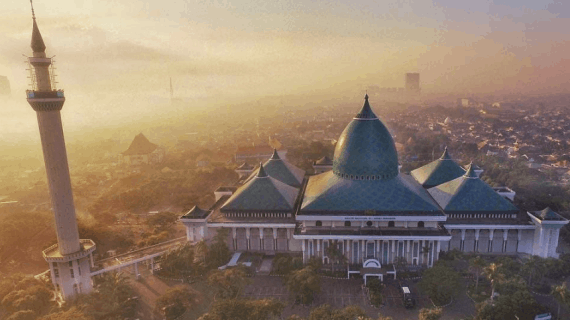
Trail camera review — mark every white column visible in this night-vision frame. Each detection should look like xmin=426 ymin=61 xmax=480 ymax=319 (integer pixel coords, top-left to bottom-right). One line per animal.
xmin=347 ymin=239 xmax=351 ymax=263
xmin=460 ymin=229 xmax=466 ymax=251
xmin=391 ymin=240 xmax=396 ymax=263
xmin=232 ymin=228 xmax=237 ymax=251
xmin=361 ymin=239 xmax=365 ymax=262
xmin=134 ymin=262 xmax=139 ymax=279
xmin=376 ymin=240 xmax=380 ymax=260
xmin=302 ymin=239 xmax=306 ymax=263
xmin=517 ymin=229 xmax=522 ymax=253
xmin=407 ymin=240 xmax=412 ymax=264
xmin=286 ymin=228 xmax=291 ymax=251
xmin=489 ymin=229 xmax=494 ymax=252
xmin=273 ymin=228 xmax=277 ymax=251
xmin=89 ymin=252 xmax=94 ymax=269
xmin=259 ymin=227 xmax=264 ymax=251
xmin=429 ymin=240 xmax=434 ymax=267
xmin=474 ymin=229 xmax=480 ymax=252
xmin=436 ymin=240 xmax=441 ymax=262
xmin=503 ymin=229 xmax=508 ymax=252
xmin=246 ymin=228 xmax=251 ymax=251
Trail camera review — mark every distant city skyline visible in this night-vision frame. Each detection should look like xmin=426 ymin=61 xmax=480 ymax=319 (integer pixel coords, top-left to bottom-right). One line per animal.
xmin=1 ymin=0 xmax=569 ymax=138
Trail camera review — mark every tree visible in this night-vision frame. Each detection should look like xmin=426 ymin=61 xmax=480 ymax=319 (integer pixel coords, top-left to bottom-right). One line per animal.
xmin=483 ymin=263 xmax=504 ymax=298
xmin=208 ymin=266 xmax=249 ymax=299
xmin=1 ymin=285 xmax=52 ymax=316
xmin=285 ymin=266 xmax=321 ymax=305
xmin=324 ymin=241 xmax=346 ymax=273
xmin=146 ymin=212 xmax=178 ymax=233
xmin=551 ymin=283 xmax=570 ymax=319
xmin=208 ymin=229 xmax=231 ymax=268
xmin=475 ymin=288 xmax=542 ymax=320
xmin=521 ymin=255 xmax=545 ymax=287
xmin=199 ymin=298 xmax=284 ymax=320
xmin=419 ymin=307 xmax=443 ymax=320
xmin=6 ymin=310 xmax=37 ymax=320
xmin=73 ymin=272 xmax=136 ymax=320
xmin=418 ymin=263 xmax=461 ymax=306
xmin=307 ymin=304 xmax=367 ymax=320
xmin=195 ymin=240 xmax=209 ymax=266
xmin=160 ymin=243 xmax=195 ymax=277
xmin=38 ymin=307 xmax=93 ymax=320
xmin=155 ymin=285 xmax=196 ymax=320
xmin=469 ymin=256 xmax=487 ymax=292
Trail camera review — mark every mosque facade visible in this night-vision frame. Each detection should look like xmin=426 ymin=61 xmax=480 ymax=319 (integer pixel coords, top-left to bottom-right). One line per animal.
xmin=181 ymin=95 xmax=567 ymax=274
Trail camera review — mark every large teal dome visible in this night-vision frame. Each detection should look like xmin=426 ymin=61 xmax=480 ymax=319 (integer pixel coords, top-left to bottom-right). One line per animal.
xmin=332 ymin=95 xmax=399 ymax=180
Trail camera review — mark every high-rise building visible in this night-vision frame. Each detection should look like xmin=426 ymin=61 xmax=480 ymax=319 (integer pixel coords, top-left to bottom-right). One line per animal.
xmin=0 ymin=75 xmax=10 ymax=95
xmin=25 ymin=4 xmax=96 ymax=300
xmin=405 ymin=73 xmax=420 ymax=93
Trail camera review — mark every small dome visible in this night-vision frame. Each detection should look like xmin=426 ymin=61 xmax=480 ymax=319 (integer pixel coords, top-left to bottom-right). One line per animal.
xmin=332 ymin=95 xmax=399 ymax=179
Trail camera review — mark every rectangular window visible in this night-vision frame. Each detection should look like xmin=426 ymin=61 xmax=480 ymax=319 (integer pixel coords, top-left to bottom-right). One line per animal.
xmin=69 ymin=261 xmax=73 ymax=267
xmin=78 ymin=266 xmax=81 ymax=276
xmin=54 ymin=268 xmax=59 ymax=278
xmin=70 ymin=268 xmax=74 ymax=278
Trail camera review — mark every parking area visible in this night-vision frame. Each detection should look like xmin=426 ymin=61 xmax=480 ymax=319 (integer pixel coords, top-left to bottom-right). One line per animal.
xmin=382 ymin=280 xmax=432 ymax=309
xmin=313 ymin=279 xmax=367 ymax=308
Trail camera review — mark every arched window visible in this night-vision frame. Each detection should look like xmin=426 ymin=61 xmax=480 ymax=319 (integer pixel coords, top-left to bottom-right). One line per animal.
xmin=316 ymin=220 xmax=322 ymax=227
xmin=344 ymin=221 xmax=351 ymax=227
xmin=388 ymin=221 xmax=395 ymax=227
xmin=418 ymin=221 xmax=425 ymax=228
xmin=366 ymin=221 xmax=373 ymax=227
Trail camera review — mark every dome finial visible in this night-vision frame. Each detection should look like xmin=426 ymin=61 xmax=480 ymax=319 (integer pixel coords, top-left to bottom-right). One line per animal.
xmin=464 ymin=161 xmax=478 ymax=178
xmin=364 ymin=92 xmax=369 ymax=101
xmin=257 ymin=162 xmax=268 ymax=178
xmin=270 ymin=148 xmax=280 ymax=160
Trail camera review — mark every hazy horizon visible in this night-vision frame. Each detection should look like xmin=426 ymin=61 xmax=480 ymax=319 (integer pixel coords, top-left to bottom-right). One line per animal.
xmin=2 ymin=0 xmax=570 ymax=140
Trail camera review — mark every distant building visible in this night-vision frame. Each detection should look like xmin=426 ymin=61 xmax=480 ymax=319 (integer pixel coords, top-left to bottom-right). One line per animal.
xmin=120 ymin=133 xmax=164 ymax=165
xmin=235 ymin=137 xmax=287 ymax=163
xmin=405 ymin=73 xmax=420 ymax=93
xmin=0 ymin=75 xmax=10 ymax=95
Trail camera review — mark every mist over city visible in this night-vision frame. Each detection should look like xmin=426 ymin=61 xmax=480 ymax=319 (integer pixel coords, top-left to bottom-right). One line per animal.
xmin=2 ymin=1 xmax=570 ymax=320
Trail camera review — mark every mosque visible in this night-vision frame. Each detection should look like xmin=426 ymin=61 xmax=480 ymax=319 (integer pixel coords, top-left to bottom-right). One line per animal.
xmin=181 ymin=95 xmax=568 ymax=276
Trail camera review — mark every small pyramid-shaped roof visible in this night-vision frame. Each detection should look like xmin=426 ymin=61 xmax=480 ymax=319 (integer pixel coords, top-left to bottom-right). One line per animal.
xmin=535 ymin=207 xmax=563 ymax=221
xmin=31 ymin=18 xmax=46 ymax=53
xmin=122 ymin=133 xmax=158 ymax=155
xmin=248 ymin=149 xmax=305 ymax=187
xmin=410 ymin=148 xmax=466 ymax=188
xmin=181 ymin=205 xmax=210 ymax=219
xmin=221 ymin=163 xmax=299 ymax=212
xmin=427 ymin=163 xmax=519 ymax=213
xmin=314 ymin=156 xmax=333 ymax=166
xmin=236 ymin=162 xmax=254 ymax=170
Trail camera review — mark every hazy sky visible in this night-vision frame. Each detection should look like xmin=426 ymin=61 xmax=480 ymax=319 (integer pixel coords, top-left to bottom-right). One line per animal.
xmin=1 ymin=0 xmax=570 ymax=137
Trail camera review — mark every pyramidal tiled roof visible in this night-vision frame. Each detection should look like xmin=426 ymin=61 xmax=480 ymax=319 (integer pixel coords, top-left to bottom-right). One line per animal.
xmin=300 ymin=171 xmax=441 ymax=214
xmin=534 ymin=207 xmax=563 ymax=221
xmin=247 ymin=149 xmax=305 ymax=187
xmin=314 ymin=156 xmax=333 ymax=166
xmin=221 ymin=163 xmax=300 ymax=212
xmin=427 ymin=163 xmax=519 ymax=213
xmin=181 ymin=205 xmax=210 ymax=219
xmin=411 ymin=148 xmax=466 ymax=188
xmin=122 ymin=133 xmax=158 ymax=155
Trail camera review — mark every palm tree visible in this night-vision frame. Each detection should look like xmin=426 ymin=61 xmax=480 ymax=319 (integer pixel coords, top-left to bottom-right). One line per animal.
xmin=484 ymin=263 xmax=504 ymax=298
xmin=551 ymin=283 xmax=570 ymax=319
xmin=469 ymin=256 xmax=487 ymax=293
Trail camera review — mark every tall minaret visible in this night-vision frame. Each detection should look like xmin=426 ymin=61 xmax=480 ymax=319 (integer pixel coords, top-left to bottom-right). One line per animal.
xmin=26 ymin=1 xmax=96 ymax=300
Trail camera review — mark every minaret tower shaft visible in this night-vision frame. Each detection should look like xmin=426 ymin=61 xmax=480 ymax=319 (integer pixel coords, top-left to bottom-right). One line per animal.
xmin=26 ymin=1 xmax=95 ymax=300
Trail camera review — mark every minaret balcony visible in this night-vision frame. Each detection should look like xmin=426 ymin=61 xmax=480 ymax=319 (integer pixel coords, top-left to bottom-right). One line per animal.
xmin=43 ymin=239 xmax=96 ymax=263
xmin=29 ymin=56 xmax=52 ymax=66
xmin=27 ymin=90 xmax=65 ymax=111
